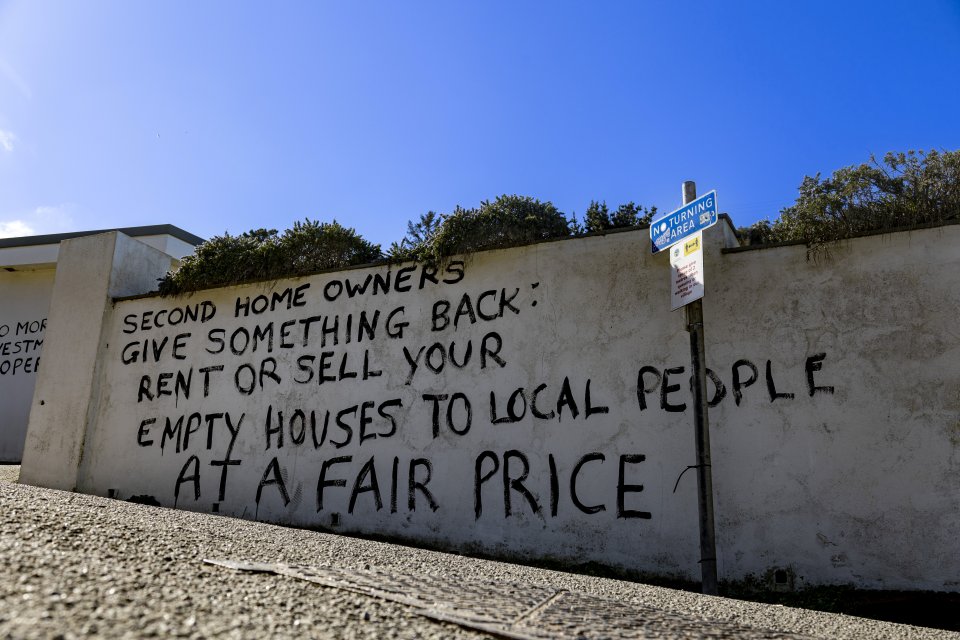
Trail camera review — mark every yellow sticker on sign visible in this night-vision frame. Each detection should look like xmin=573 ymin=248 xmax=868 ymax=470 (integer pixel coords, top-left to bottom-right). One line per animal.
xmin=683 ymin=235 xmax=701 ymax=256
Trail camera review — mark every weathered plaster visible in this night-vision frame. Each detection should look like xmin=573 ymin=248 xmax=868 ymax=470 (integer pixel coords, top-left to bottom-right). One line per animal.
xmin=0 ymin=269 xmax=54 ymax=461
xmin=1 ymin=227 xmax=199 ymax=462
xmin=19 ymin=232 xmax=175 ymax=488
xmin=21 ymin=222 xmax=960 ymax=590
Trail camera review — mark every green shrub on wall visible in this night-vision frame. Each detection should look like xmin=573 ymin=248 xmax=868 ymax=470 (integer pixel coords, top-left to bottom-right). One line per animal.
xmin=738 ymin=149 xmax=960 ymax=251
xmin=387 ymin=195 xmax=657 ymax=263
xmin=579 ymin=200 xmax=657 ymax=233
xmin=158 ymin=220 xmax=381 ymax=295
xmin=389 ymin=195 xmax=575 ymax=264
xmin=159 ymin=194 xmax=655 ymax=294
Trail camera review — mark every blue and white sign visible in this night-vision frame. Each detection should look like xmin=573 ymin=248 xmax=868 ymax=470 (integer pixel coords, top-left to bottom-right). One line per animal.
xmin=650 ymin=190 xmax=718 ymax=254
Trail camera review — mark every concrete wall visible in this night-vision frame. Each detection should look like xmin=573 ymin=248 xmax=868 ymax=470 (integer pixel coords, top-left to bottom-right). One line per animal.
xmin=19 ymin=232 xmax=176 ymax=487
xmin=20 ymin=223 xmax=960 ymax=591
xmin=0 ymin=226 xmax=199 ymax=462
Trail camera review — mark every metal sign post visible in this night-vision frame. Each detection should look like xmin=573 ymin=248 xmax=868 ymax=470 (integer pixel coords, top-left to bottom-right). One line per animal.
xmin=681 ymin=180 xmax=719 ymax=595
xmin=650 ymin=182 xmax=720 ymax=594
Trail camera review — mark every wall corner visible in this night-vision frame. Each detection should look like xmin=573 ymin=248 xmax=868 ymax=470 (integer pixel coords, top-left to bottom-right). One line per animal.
xmin=19 ymin=232 xmax=174 ymax=490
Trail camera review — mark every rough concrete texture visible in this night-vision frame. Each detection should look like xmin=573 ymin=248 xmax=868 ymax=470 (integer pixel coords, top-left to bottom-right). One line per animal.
xmin=22 ymin=223 xmax=960 ymax=590
xmin=20 ymin=232 xmax=174 ymax=490
xmin=1 ymin=467 xmax=955 ymax=640
xmin=0 ymin=229 xmax=196 ymax=464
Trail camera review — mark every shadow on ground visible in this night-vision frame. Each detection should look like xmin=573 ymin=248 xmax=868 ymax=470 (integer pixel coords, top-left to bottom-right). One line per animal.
xmin=3 ymin=463 xmax=956 ymax=633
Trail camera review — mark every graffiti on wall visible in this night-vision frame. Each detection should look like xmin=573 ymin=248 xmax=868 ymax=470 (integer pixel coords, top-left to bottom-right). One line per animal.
xmin=0 ymin=318 xmax=46 ymax=377
xmin=110 ymin=260 xmax=835 ymax=528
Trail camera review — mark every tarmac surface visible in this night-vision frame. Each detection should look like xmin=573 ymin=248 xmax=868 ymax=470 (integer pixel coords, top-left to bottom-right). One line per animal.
xmin=1 ymin=464 xmax=956 ymax=639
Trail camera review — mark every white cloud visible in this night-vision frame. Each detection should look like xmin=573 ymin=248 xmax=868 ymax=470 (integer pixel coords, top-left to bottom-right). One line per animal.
xmin=0 ymin=129 xmax=14 ymax=152
xmin=0 ymin=204 xmax=75 ymax=238
xmin=0 ymin=220 xmax=33 ymax=238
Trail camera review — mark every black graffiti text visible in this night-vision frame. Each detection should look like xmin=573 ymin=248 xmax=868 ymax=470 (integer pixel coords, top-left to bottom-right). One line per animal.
xmin=637 ymin=353 xmax=836 ymax=411
xmin=263 ymin=399 xmax=402 ymax=450
xmin=473 ymin=450 xmax=650 ymax=520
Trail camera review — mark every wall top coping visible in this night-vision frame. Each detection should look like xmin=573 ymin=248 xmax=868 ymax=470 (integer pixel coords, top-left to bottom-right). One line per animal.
xmin=721 ymin=216 xmax=959 ymax=254
xmin=0 ymin=224 xmax=204 ymax=250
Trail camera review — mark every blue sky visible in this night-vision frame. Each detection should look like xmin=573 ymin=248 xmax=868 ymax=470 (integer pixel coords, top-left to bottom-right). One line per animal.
xmin=1 ymin=1 xmax=958 ymax=247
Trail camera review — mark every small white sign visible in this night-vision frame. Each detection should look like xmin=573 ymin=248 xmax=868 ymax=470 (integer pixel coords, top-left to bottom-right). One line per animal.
xmin=669 ymin=231 xmax=704 ymax=311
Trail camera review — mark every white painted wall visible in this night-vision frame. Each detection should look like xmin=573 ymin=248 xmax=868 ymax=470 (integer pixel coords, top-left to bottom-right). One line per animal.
xmin=133 ymin=234 xmax=196 ymax=262
xmin=0 ymin=269 xmax=54 ymax=461
xmin=0 ymin=245 xmax=59 ymax=269
xmin=19 ymin=232 xmax=177 ymax=487
xmin=1 ymin=229 xmax=198 ymax=463
xmin=22 ymin=223 xmax=960 ymax=591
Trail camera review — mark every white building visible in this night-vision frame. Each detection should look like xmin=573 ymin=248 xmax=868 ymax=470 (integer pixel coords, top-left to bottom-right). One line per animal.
xmin=0 ymin=225 xmax=202 ymax=462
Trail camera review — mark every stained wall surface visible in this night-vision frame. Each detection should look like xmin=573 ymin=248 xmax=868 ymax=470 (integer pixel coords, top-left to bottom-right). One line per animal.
xmin=24 ymin=223 xmax=960 ymax=590
xmin=1 ymin=227 xmax=200 ymax=462
xmin=0 ymin=269 xmax=54 ymax=461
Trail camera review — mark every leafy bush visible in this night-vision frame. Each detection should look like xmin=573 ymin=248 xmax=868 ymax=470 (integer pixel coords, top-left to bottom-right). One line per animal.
xmin=740 ymin=149 xmax=960 ymax=251
xmin=578 ymin=200 xmax=657 ymax=233
xmin=278 ymin=219 xmax=381 ymax=274
xmin=158 ymin=219 xmax=381 ymax=295
xmin=386 ymin=211 xmax=442 ymax=261
xmin=735 ymin=220 xmax=779 ymax=247
xmin=389 ymin=195 xmax=573 ymax=263
xmin=390 ymin=195 xmax=658 ymax=263
xmin=159 ymin=193 xmax=658 ymax=293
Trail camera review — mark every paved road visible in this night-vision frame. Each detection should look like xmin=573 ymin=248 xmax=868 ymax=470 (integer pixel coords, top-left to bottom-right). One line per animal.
xmin=1 ymin=465 xmax=955 ymax=639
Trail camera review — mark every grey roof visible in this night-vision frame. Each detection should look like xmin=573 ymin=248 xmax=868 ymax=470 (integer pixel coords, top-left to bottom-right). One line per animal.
xmin=0 ymin=224 xmax=204 ymax=249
